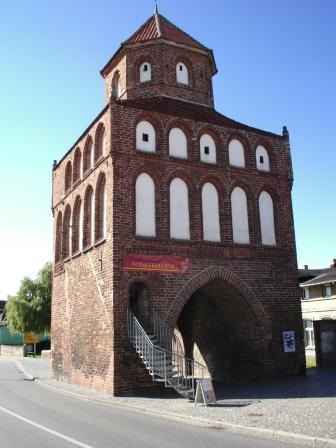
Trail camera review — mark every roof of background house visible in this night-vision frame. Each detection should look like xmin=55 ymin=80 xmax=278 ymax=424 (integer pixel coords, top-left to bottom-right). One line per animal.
xmin=300 ymin=268 xmax=336 ymax=287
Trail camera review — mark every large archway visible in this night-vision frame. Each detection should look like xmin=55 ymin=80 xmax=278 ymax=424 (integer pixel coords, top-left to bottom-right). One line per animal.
xmin=170 ymin=268 xmax=270 ymax=383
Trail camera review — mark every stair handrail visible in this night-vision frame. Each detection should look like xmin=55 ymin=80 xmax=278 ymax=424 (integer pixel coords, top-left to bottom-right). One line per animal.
xmin=128 ymin=308 xmax=206 ymax=397
xmin=152 ymin=307 xmax=206 ymax=377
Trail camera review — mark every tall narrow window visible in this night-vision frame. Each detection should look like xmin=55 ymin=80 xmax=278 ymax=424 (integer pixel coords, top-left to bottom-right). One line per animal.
xmin=231 ymin=187 xmax=250 ymax=244
xmin=135 ymin=121 xmax=156 ymax=153
xmin=259 ymin=191 xmax=276 ymax=245
xmin=200 ymin=134 xmax=216 ymax=164
xmin=111 ymin=71 xmax=121 ymax=98
xmin=72 ymin=196 xmax=82 ymax=255
xmin=140 ymin=62 xmax=152 ymax=82
xmin=62 ymin=205 xmax=71 ymax=259
xmin=170 ymin=178 xmax=190 ymax=239
xmin=169 ymin=128 xmax=187 ymax=159
xmin=73 ymin=148 xmax=82 ymax=183
xmin=176 ymin=62 xmax=189 ymax=85
xmin=95 ymin=174 xmax=107 ymax=241
xmin=94 ymin=124 xmax=105 ymax=163
xmin=64 ymin=161 xmax=72 ymax=193
xmin=55 ymin=211 xmax=63 ymax=263
xmin=83 ymin=186 xmax=94 ymax=249
xmin=202 ymin=183 xmax=220 ymax=242
xmin=256 ymin=145 xmax=270 ymax=171
xmin=229 ymin=139 xmax=245 ymax=168
xmin=83 ymin=136 xmax=93 ymax=174
xmin=135 ymin=173 xmax=156 ymax=237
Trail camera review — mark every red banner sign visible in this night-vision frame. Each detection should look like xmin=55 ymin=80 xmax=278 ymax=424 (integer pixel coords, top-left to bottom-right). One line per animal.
xmin=123 ymin=254 xmax=190 ymax=273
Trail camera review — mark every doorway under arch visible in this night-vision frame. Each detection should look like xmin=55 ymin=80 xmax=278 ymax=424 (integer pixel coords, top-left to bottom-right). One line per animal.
xmin=129 ymin=281 xmax=150 ymax=329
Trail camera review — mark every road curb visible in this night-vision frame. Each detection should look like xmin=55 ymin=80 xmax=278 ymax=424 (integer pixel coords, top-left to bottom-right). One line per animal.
xmin=33 ymin=377 xmax=336 ymax=448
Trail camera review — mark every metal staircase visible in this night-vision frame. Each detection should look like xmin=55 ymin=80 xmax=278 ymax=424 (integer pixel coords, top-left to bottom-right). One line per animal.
xmin=127 ymin=308 xmax=205 ymax=399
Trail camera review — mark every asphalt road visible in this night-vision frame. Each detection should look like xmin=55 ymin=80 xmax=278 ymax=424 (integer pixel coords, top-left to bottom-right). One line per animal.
xmin=0 ymin=359 xmax=298 ymax=448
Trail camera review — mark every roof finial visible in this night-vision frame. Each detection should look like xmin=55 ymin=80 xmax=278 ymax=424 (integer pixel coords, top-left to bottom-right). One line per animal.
xmin=154 ymin=0 xmax=158 ymax=15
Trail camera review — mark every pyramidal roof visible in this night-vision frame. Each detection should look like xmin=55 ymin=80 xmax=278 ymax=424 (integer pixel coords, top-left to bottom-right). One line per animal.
xmin=123 ymin=13 xmax=208 ymax=51
xmin=101 ymin=12 xmax=216 ymax=77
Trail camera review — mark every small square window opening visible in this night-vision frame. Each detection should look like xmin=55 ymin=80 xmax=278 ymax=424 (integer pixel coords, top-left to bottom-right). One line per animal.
xmin=260 ymin=155 xmax=264 ymax=164
xmin=204 ymin=146 xmax=210 ymax=155
xmin=142 ymin=133 xmax=149 ymax=142
xmin=143 ymin=64 xmax=148 ymax=72
xmin=179 ymin=65 xmax=183 ymax=71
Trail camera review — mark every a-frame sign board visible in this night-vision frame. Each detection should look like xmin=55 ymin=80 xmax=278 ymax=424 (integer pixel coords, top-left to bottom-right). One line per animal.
xmin=194 ymin=379 xmax=216 ymax=406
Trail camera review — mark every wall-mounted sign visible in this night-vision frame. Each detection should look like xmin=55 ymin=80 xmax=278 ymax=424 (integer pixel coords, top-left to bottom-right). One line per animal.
xmin=283 ymin=330 xmax=295 ymax=352
xmin=123 ymin=254 xmax=190 ymax=273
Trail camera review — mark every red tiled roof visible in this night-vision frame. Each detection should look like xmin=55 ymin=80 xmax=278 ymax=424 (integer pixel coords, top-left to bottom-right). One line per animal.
xmin=116 ymin=96 xmax=282 ymax=138
xmin=124 ymin=13 xmax=208 ymax=51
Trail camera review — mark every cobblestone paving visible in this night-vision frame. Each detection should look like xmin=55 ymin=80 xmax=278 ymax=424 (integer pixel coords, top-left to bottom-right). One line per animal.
xmin=14 ymin=358 xmax=336 ymax=444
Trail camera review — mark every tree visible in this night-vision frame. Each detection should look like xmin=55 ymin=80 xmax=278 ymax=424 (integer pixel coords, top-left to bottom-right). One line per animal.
xmin=5 ymin=263 xmax=52 ymax=335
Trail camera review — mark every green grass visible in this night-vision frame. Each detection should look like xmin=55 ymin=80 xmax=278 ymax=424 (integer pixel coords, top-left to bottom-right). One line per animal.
xmin=306 ymin=358 xmax=317 ymax=369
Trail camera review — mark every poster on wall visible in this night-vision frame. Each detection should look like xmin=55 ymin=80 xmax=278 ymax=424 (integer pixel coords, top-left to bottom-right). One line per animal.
xmin=283 ymin=330 xmax=296 ymax=352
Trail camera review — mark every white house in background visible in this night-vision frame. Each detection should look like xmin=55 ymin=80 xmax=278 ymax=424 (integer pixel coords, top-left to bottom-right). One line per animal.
xmin=300 ymin=261 xmax=336 ymax=367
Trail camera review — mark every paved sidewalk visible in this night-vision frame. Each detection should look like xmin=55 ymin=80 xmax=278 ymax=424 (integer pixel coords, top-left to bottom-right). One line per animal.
xmin=11 ymin=357 xmax=336 ymax=447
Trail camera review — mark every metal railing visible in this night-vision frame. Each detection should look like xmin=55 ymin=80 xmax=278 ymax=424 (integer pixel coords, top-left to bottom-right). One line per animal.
xmin=128 ymin=308 xmax=205 ymax=398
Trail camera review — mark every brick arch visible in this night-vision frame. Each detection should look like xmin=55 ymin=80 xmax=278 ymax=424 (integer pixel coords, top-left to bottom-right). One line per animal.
xmin=256 ymin=187 xmax=279 ymax=247
xmin=253 ymin=138 xmax=276 ymax=174
xmin=166 ymin=118 xmax=193 ymax=159
xmin=72 ymin=147 xmax=81 ymax=183
xmin=64 ymin=160 xmax=72 ymax=193
xmin=226 ymin=133 xmax=252 ymax=170
xmin=255 ymin=183 xmax=280 ymax=203
xmin=133 ymin=111 xmax=164 ymax=154
xmin=94 ymin=123 xmax=105 ymax=163
xmin=198 ymin=174 xmax=226 ymax=196
xmin=83 ymin=135 xmax=93 ymax=174
xmin=166 ymin=266 xmax=270 ymax=327
xmin=134 ymin=55 xmax=155 ymax=83
xmin=174 ymin=55 xmax=194 ymax=87
xmin=196 ymin=126 xmax=221 ymax=165
xmin=94 ymin=172 xmax=106 ymax=242
xmin=228 ymin=181 xmax=255 ymax=245
xmin=166 ymin=167 xmax=197 ymax=190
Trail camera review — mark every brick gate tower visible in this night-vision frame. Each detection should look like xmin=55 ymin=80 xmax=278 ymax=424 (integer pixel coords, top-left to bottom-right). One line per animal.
xmin=51 ymin=10 xmax=305 ymax=395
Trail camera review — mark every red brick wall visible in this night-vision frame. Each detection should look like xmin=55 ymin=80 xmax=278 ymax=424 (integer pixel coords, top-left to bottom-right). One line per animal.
xmin=52 ymin=35 xmax=305 ymax=396
xmin=102 ymin=42 xmax=214 ymax=107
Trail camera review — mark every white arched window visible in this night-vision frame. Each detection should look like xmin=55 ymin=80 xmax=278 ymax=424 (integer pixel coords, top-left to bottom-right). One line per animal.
xmin=259 ymin=191 xmax=276 ymax=245
xmin=256 ymin=145 xmax=270 ymax=171
xmin=136 ymin=121 xmax=156 ymax=153
xmin=202 ymin=183 xmax=220 ymax=242
xmin=200 ymin=134 xmax=216 ymax=164
xmin=231 ymin=187 xmax=250 ymax=244
xmin=229 ymin=139 xmax=245 ymax=168
xmin=170 ymin=178 xmax=190 ymax=240
xmin=176 ymin=62 xmax=189 ymax=85
xmin=169 ymin=128 xmax=187 ymax=159
xmin=140 ymin=62 xmax=151 ymax=83
xmin=95 ymin=174 xmax=107 ymax=242
xmin=72 ymin=196 xmax=82 ymax=255
xmin=136 ymin=173 xmax=156 ymax=237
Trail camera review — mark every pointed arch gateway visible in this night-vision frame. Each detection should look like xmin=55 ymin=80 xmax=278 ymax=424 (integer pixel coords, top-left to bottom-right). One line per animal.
xmin=166 ymin=266 xmax=271 ymax=382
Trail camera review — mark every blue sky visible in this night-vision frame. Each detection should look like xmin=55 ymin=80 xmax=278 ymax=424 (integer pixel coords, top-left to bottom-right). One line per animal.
xmin=0 ymin=0 xmax=335 ymax=299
